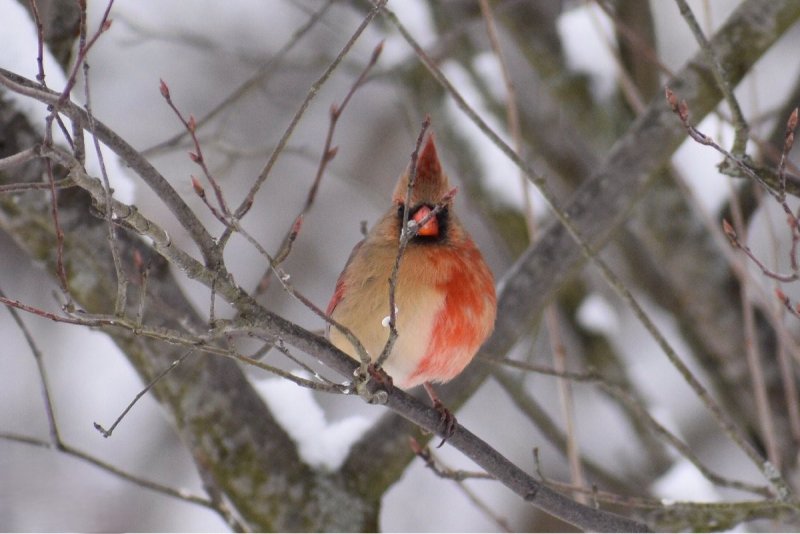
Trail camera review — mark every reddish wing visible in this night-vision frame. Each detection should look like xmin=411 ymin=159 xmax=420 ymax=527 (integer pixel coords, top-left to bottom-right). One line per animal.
xmin=326 ymin=239 xmax=365 ymax=318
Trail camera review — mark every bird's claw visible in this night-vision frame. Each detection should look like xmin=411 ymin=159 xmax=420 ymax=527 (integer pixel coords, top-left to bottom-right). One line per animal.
xmin=432 ymin=399 xmax=457 ymax=448
xmin=367 ymin=363 xmax=394 ymax=389
xmin=422 ymin=381 xmax=457 ymax=447
xmin=354 ymin=363 xmax=393 ymax=404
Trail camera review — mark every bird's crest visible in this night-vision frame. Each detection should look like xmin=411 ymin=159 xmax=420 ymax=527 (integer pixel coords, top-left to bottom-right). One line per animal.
xmin=393 ymin=134 xmax=452 ymax=206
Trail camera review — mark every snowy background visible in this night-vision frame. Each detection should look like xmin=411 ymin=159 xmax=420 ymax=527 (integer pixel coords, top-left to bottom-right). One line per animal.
xmin=1 ymin=0 xmax=799 ymax=531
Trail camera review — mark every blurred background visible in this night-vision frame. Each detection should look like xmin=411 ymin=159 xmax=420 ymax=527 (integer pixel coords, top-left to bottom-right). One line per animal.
xmin=2 ymin=0 xmax=800 ymax=531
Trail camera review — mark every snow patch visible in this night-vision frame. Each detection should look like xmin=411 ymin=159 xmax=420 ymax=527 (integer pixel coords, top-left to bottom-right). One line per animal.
xmin=0 ymin=0 xmax=135 ymax=204
xmin=255 ymin=375 xmax=371 ymax=470
xmin=557 ymin=3 xmax=618 ymax=100
xmin=576 ymin=292 xmax=619 ymax=335
xmin=652 ymin=458 xmax=721 ymax=503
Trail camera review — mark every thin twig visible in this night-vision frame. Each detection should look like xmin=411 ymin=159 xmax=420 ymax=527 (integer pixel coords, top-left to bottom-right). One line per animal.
xmin=489 ymin=356 xmax=773 ymax=497
xmin=94 ymin=349 xmax=197 ymax=438
xmin=0 ymin=178 xmax=75 ymax=194
xmin=0 ymin=68 xmax=223 ymax=267
xmin=672 ymin=0 xmax=749 ymax=157
xmin=490 ymin=365 xmax=634 ymax=493
xmin=726 ymin=181 xmax=781 ymax=470
xmin=0 ymin=288 xmax=341 ymax=393
xmin=55 ymin=0 xmax=114 ymax=110
xmin=224 ymin=0 xmax=388 ymax=235
xmin=160 ymin=80 xmax=231 ymax=219
xmin=0 ymin=286 xmax=62 ymax=447
xmin=410 ymin=438 xmax=513 ymax=532
xmin=28 ymin=0 xmax=46 ymax=85
xmin=375 ymin=117 xmax=431 ymax=371
xmin=0 ymin=432 xmax=236 ymax=519
xmin=479 ymin=0 xmax=588 ymax=501
xmin=0 ymin=146 xmax=40 ymax=171
xmin=80 ymin=25 xmax=128 ymax=317
xmin=255 ymin=40 xmax=384 ymax=294
xmin=594 ymin=0 xmax=676 ymax=80
xmin=721 ymin=220 xmax=799 ymax=282
xmin=544 ymin=311 xmax=587 ymax=503
xmin=141 ymin=0 xmax=336 ymax=157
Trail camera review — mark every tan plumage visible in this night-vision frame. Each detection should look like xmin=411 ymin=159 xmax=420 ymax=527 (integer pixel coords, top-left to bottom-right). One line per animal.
xmin=327 ymin=134 xmax=496 ymax=389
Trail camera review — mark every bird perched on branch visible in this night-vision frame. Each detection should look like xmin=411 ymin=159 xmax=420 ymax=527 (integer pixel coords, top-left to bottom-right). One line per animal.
xmin=327 ymin=132 xmax=496 ymax=422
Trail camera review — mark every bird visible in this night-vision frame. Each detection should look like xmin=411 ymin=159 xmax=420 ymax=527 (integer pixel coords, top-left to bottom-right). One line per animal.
xmin=326 ymin=132 xmax=497 ymax=428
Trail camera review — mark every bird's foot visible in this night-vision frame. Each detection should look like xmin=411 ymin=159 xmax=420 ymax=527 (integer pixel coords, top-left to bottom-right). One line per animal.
xmin=354 ymin=363 xmax=393 ymax=404
xmin=367 ymin=363 xmax=394 ymax=389
xmin=432 ymin=399 xmax=457 ymax=448
xmin=424 ymin=382 xmax=457 ymax=447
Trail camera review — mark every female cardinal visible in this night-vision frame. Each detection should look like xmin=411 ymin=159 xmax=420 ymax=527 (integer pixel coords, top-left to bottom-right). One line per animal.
xmin=327 ymin=134 xmax=496 ymax=394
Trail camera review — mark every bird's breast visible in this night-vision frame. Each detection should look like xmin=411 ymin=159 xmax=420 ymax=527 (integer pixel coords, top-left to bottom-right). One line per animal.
xmin=329 ymin=240 xmax=495 ymax=389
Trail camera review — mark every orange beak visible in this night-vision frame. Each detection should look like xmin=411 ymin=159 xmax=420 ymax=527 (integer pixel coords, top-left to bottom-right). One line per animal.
xmin=412 ymin=205 xmax=439 ymax=237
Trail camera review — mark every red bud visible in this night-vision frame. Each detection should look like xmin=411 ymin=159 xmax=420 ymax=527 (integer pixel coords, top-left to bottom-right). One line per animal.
xmin=370 ymin=41 xmax=384 ymax=64
xmin=291 ymin=214 xmax=304 ymax=235
xmin=665 ymin=87 xmax=678 ymax=111
xmin=190 ymin=175 xmax=205 ymax=197
xmin=776 ymin=287 xmax=787 ymax=302
xmin=721 ymin=219 xmax=736 ymax=238
xmin=678 ymin=100 xmax=689 ymax=122
xmin=159 ymin=79 xmax=170 ymax=99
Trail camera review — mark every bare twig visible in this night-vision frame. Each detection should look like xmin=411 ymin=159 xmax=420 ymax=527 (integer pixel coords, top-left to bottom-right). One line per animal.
xmin=56 ymin=0 xmax=114 ymax=109
xmin=80 ymin=26 xmax=128 ymax=316
xmin=160 ymin=80 xmax=231 ymax=219
xmin=594 ymin=0 xmax=676 ymax=80
xmin=0 ymin=432 xmax=219 ymax=509
xmin=410 ymin=437 xmax=512 ymax=532
xmin=28 ymin=0 xmax=46 ymax=85
xmin=0 ymin=285 xmax=62 ymax=447
xmin=672 ymin=0 xmax=749 ymax=157
xmin=725 ymin=186 xmax=781 ymax=469
xmin=0 ymin=68 xmax=223 ymax=267
xmin=0 ymin=147 xmax=40 ymax=172
xmin=0 ymin=177 xmax=74 ymax=194
xmin=778 ymin=108 xmax=799 ymax=201
xmin=94 ymin=349 xmax=197 ymax=438
xmin=226 ymin=0 xmax=388 ymax=231
xmin=255 ymin=40 xmax=384 ymax=294
xmin=374 ymin=116 xmax=431 ymax=371
xmin=141 ymin=0 xmax=336 ymax=157
xmin=544 ymin=311 xmax=586 ymax=503
xmin=490 ymin=356 xmax=773 ymax=497
xmin=721 ymin=219 xmax=799 ymax=282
